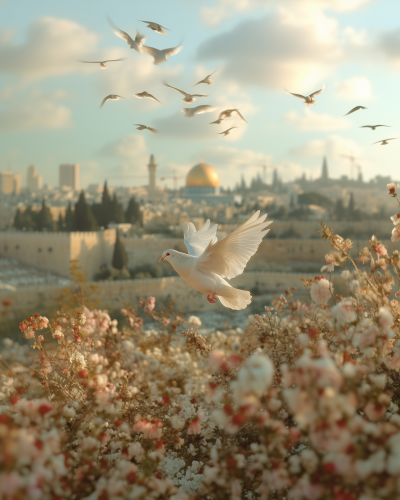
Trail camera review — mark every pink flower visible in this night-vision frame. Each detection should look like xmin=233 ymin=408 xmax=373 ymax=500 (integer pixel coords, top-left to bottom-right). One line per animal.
xmin=373 ymin=244 xmax=387 ymax=256
xmin=390 ymin=213 xmax=400 ymax=226
xmin=378 ymin=308 xmax=393 ymax=331
xmin=359 ymin=326 xmax=379 ymax=349
xmin=24 ymin=327 xmax=35 ymax=339
xmin=187 ymin=412 xmax=206 ymax=435
xmin=209 ymin=350 xmax=225 ymax=372
xmin=133 ymin=419 xmax=162 ymax=439
xmin=38 ymin=335 xmax=45 ymax=342
xmin=310 ymin=279 xmax=333 ymax=305
xmin=331 ymin=300 xmax=357 ymax=326
xmin=144 ymin=297 xmax=155 ymax=313
xmin=388 ymin=182 xmax=396 ymax=194
xmin=364 ymin=402 xmax=386 ymax=421
xmin=38 ymin=316 xmax=49 ymax=329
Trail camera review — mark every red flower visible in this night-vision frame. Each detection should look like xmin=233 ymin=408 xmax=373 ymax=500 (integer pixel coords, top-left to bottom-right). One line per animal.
xmin=38 ymin=404 xmax=53 ymax=416
xmin=114 ymin=420 xmax=124 ymax=427
xmin=19 ymin=322 xmax=27 ymax=332
xmin=9 ymin=396 xmax=20 ymax=405
xmin=78 ymin=370 xmax=87 ymax=379
xmin=161 ymin=395 xmax=170 ymax=406
xmin=323 ymin=462 xmax=335 ymax=473
xmin=126 ymin=472 xmax=136 ymax=484
xmin=34 ymin=313 xmax=40 ymax=318
xmin=2 ymin=300 xmax=11 ymax=307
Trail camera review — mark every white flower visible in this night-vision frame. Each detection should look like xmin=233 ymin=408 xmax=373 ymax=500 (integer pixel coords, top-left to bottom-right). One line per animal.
xmin=331 ymin=299 xmax=357 ymax=326
xmin=390 ymin=214 xmax=400 ymax=226
xmin=187 ymin=316 xmax=202 ymax=327
xmin=388 ymin=182 xmax=396 ymax=193
xmin=392 ymin=227 xmax=400 ymax=242
xmin=341 ymin=270 xmax=351 ymax=280
xmin=232 ymin=354 xmax=273 ymax=403
xmin=378 ymin=308 xmax=393 ymax=331
xmin=170 ymin=415 xmax=185 ymax=430
xmin=310 ymin=279 xmax=333 ymax=305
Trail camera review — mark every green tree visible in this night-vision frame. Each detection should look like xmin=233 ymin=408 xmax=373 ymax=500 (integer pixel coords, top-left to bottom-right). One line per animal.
xmin=100 ymin=181 xmax=111 ymax=228
xmin=36 ymin=199 xmax=54 ymax=232
xmin=14 ymin=206 xmax=37 ymax=231
xmin=112 ymin=231 xmax=128 ymax=270
xmin=73 ymin=191 xmax=97 ymax=231
xmin=125 ymin=196 xmax=143 ymax=226
xmin=333 ymin=198 xmax=347 ymax=221
xmin=348 ymin=192 xmax=355 ymax=215
xmin=65 ymin=202 xmax=74 ymax=231
xmin=13 ymin=208 xmax=23 ymax=229
xmin=57 ymin=212 xmax=64 ymax=231
xmin=110 ymin=193 xmax=125 ymax=223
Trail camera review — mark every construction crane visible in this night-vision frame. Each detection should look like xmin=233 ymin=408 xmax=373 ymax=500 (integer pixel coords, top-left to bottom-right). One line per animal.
xmin=341 ymin=153 xmax=358 ymax=180
xmin=159 ymin=171 xmax=185 ymax=191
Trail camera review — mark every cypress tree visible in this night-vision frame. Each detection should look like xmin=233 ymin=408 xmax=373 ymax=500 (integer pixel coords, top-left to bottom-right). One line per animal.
xmin=348 ymin=192 xmax=355 ymax=215
xmin=36 ymin=199 xmax=54 ymax=232
xmin=100 ymin=181 xmax=111 ymax=228
xmin=112 ymin=231 xmax=128 ymax=270
xmin=65 ymin=202 xmax=74 ymax=231
xmin=125 ymin=196 xmax=143 ymax=226
xmin=73 ymin=191 xmax=97 ymax=231
xmin=13 ymin=208 xmax=23 ymax=229
xmin=57 ymin=212 xmax=64 ymax=231
xmin=110 ymin=193 xmax=125 ymax=223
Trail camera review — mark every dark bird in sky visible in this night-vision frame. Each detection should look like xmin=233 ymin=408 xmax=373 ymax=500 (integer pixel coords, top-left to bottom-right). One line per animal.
xmin=210 ymin=109 xmax=247 ymax=124
xmin=219 ymin=127 xmax=238 ymax=137
xmin=194 ymin=70 xmax=218 ymax=86
xmin=100 ymin=94 xmax=126 ymax=108
xmin=285 ymin=84 xmax=326 ymax=106
xmin=372 ymin=138 xmax=397 ymax=145
xmin=133 ymin=124 xmax=159 ymax=134
xmin=360 ymin=125 xmax=391 ymax=130
xmin=139 ymin=20 xmax=170 ymax=35
xmin=344 ymin=106 xmax=367 ymax=116
xmin=79 ymin=58 xmax=125 ymax=69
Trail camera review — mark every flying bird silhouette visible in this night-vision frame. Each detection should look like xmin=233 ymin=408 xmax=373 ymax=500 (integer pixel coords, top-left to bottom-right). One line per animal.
xmin=133 ymin=124 xmax=159 ymax=134
xmin=219 ymin=127 xmax=238 ymax=137
xmin=182 ymin=105 xmax=217 ymax=118
xmin=108 ymin=17 xmax=146 ymax=52
xmin=100 ymin=94 xmax=126 ymax=108
xmin=194 ymin=70 xmax=218 ymax=86
xmin=139 ymin=20 xmax=170 ymax=35
xmin=285 ymin=84 xmax=326 ymax=106
xmin=133 ymin=91 xmax=163 ymax=104
xmin=372 ymin=138 xmax=397 ymax=146
xmin=159 ymin=212 xmax=272 ymax=310
xmin=141 ymin=42 xmax=182 ymax=65
xmin=210 ymin=109 xmax=247 ymax=124
xmin=360 ymin=125 xmax=391 ymax=130
xmin=163 ymin=82 xmax=207 ymax=103
xmin=344 ymin=106 xmax=367 ymax=116
xmin=79 ymin=58 xmax=125 ymax=69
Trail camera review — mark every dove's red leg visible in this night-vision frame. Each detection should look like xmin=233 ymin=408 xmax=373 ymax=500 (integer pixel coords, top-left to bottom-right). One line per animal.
xmin=207 ymin=293 xmax=218 ymax=304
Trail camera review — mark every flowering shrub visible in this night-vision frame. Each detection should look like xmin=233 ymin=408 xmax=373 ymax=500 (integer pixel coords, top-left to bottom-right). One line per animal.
xmin=3 ymin=202 xmax=400 ymax=498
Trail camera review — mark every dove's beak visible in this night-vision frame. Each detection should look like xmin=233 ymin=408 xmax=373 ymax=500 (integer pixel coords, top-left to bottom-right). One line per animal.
xmin=159 ymin=257 xmax=164 ymax=262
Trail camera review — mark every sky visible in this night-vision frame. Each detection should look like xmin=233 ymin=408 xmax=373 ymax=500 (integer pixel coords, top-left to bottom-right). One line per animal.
xmin=0 ymin=0 xmax=399 ymax=190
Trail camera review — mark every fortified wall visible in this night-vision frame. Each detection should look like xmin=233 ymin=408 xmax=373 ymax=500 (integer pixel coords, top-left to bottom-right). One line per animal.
xmin=0 ymin=230 xmax=116 ymax=279
xmin=0 ymin=271 xmax=314 ymax=320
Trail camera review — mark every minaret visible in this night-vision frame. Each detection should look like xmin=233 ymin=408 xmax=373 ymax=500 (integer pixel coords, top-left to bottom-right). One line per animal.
xmin=321 ymin=156 xmax=328 ymax=181
xmin=148 ymin=155 xmax=157 ymax=202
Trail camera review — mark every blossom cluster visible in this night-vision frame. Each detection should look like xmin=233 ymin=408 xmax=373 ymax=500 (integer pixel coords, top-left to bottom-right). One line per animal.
xmin=2 ymin=219 xmax=400 ymax=499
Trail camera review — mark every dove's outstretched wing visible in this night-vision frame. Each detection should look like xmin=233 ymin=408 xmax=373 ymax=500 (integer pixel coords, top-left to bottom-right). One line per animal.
xmin=309 ymin=84 xmax=326 ymax=98
xmin=184 ymin=219 xmax=218 ymax=257
xmin=196 ymin=211 xmax=272 ymax=279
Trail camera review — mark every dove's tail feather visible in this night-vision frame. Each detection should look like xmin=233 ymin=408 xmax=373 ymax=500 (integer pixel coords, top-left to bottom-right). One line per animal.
xmin=217 ymin=284 xmax=251 ymax=311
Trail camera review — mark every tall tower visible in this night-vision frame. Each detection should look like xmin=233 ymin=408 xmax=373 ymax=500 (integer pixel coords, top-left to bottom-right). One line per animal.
xmin=59 ymin=164 xmax=79 ymax=191
xmin=148 ymin=155 xmax=157 ymax=202
xmin=27 ymin=165 xmax=43 ymax=191
xmin=321 ymin=157 xmax=329 ymax=181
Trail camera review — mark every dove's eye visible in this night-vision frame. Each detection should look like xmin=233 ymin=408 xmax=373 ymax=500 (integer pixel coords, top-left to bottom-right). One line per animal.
xmin=166 ymin=252 xmax=170 ymax=256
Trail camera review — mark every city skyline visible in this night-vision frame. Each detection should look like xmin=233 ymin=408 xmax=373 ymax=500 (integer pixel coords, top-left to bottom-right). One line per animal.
xmin=0 ymin=0 xmax=399 ymax=189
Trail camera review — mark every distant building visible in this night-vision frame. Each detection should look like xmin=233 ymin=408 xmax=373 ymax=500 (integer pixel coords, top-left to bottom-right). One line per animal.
xmin=27 ymin=165 xmax=43 ymax=191
xmin=59 ymin=164 xmax=79 ymax=191
xmin=0 ymin=172 xmax=21 ymax=195
xmin=148 ymin=155 xmax=157 ymax=202
xmin=182 ymin=161 xmax=241 ymax=204
xmin=320 ymin=157 xmax=329 ymax=181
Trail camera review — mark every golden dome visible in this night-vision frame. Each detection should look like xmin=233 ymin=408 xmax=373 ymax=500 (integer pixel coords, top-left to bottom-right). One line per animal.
xmin=186 ymin=162 xmax=220 ymax=188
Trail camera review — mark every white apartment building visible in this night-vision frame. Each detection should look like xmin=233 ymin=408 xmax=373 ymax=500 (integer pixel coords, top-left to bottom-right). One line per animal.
xmin=0 ymin=172 xmax=21 ymax=195
xmin=59 ymin=164 xmax=79 ymax=191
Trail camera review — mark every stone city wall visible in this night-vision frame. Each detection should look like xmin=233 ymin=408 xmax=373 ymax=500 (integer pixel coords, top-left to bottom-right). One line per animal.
xmin=0 ymin=272 xmax=311 ymax=320
xmin=0 ymin=230 xmax=116 ymax=279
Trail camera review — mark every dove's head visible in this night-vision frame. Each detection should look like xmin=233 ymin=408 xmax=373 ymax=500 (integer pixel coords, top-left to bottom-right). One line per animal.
xmin=159 ymin=249 xmax=176 ymax=263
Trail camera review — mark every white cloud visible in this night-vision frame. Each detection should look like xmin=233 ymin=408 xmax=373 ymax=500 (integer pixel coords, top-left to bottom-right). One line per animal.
xmin=335 ymin=77 xmax=374 ymax=100
xmin=291 ymin=135 xmax=363 ymax=159
xmin=197 ymin=10 xmax=350 ymax=90
xmin=153 ymin=110 xmax=223 ymax=141
xmin=378 ymin=27 xmax=400 ymax=69
xmin=200 ymin=0 xmax=372 ymax=26
xmin=284 ymin=109 xmax=351 ymax=131
xmin=0 ymin=17 xmax=99 ymax=80
xmin=0 ymin=89 xmax=72 ymax=132
xmin=100 ymin=134 xmax=148 ymax=160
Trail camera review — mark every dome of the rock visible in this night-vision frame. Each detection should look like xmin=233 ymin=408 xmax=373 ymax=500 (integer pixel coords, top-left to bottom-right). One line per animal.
xmin=186 ymin=162 xmax=220 ymax=188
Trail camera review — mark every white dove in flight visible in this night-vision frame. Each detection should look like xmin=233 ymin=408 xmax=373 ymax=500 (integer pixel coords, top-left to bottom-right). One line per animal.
xmin=194 ymin=70 xmax=218 ymax=86
xmin=285 ymin=84 xmax=326 ymax=106
xmin=133 ymin=91 xmax=163 ymax=104
xmin=159 ymin=212 xmax=272 ymax=310
xmin=133 ymin=124 xmax=159 ymax=134
xmin=100 ymin=94 xmax=126 ymax=108
xmin=141 ymin=42 xmax=182 ymax=65
xmin=79 ymin=58 xmax=125 ymax=69
xmin=210 ymin=109 xmax=247 ymax=124
xmin=108 ymin=17 xmax=146 ymax=52
xmin=164 ymin=82 xmax=208 ymax=103
xmin=182 ymin=105 xmax=217 ymax=118
xmin=139 ymin=20 xmax=170 ymax=35
xmin=219 ymin=127 xmax=238 ymax=137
